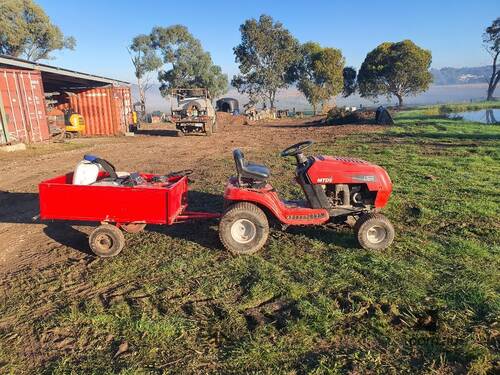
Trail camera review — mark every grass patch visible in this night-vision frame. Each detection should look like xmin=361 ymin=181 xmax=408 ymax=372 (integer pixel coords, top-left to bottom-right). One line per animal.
xmin=397 ymin=100 xmax=500 ymax=119
xmin=0 ymin=109 xmax=499 ymax=373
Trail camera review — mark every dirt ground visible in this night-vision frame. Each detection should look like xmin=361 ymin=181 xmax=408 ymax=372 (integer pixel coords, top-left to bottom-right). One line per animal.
xmin=0 ymin=115 xmax=381 ymax=283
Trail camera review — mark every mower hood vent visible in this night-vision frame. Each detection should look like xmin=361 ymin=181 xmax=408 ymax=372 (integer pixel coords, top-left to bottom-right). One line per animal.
xmin=333 ymin=156 xmax=368 ymax=164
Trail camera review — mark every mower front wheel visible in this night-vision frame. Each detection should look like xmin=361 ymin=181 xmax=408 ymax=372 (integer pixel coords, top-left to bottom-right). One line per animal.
xmin=219 ymin=202 xmax=269 ymax=255
xmin=355 ymin=213 xmax=395 ymax=251
xmin=89 ymin=224 xmax=125 ymax=257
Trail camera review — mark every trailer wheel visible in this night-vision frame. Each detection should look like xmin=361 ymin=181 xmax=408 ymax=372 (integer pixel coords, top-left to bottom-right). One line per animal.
xmin=219 ymin=202 xmax=269 ymax=255
xmin=89 ymin=224 xmax=125 ymax=257
xmin=354 ymin=213 xmax=394 ymax=250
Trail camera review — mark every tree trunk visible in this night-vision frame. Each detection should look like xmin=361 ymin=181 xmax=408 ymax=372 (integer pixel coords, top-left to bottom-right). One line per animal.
xmin=487 ymin=51 xmax=499 ymax=101
xmin=487 ymin=73 xmax=499 ymax=101
xmin=137 ymin=77 xmax=146 ymax=119
xmin=396 ymin=94 xmax=403 ymax=107
xmin=312 ymin=103 xmax=317 ymax=115
xmin=487 ymin=87 xmax=494 ymax=101
xmin=269 ymin=91 xmax=276 ymax=110
xmin=139 ymin=89 xmax=146 ymax=118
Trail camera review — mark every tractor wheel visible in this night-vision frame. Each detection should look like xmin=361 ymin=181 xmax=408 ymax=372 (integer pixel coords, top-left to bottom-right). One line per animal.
xmin=89 ymin=224 xmax=125 ymax=257
xmin=121 ymin=222 xmax=146 ymax=233
xmin=219 ymin=202 xmax=269 ymax=255
xmin=354 ymin=213 xmax=394 ymax=250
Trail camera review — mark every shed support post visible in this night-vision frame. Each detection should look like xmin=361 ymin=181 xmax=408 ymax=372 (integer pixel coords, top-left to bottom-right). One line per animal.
xmin=0 ymin=91 xmax=10 ymax=144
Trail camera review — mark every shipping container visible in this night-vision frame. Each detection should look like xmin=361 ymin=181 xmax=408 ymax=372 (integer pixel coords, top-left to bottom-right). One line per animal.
xmin=66 ymin=86 xmax=132 ymax=136
xmin=0 ymin=68 xmax=49 ymax=144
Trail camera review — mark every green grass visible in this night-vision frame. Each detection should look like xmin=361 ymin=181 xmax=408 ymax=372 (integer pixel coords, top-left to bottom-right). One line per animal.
xmin=0 ymin=109 xmax=499 ymax=374
xmin=399 ymin=100 xmax=500 ymax=117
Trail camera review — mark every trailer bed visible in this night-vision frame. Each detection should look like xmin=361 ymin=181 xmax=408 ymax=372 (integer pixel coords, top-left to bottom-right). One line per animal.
xmin=39 ymin=173 xmax=188 ymax=225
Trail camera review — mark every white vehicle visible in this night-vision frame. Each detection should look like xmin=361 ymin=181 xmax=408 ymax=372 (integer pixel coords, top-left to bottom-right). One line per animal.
xmin=170 ymin=88 xmax=217 ymax=135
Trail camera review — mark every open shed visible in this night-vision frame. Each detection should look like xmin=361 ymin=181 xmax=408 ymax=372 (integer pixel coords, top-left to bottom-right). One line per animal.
xmin=0 ymin=55 xmax=131 ymax=144
xmin=216 ymin=98 xmax=239 ymax=114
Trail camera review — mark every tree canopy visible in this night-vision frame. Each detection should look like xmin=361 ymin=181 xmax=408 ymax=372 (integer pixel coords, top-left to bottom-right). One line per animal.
xmin=483 ymin=17 xmax=500 ymax=100
xmin=128 ymin=35 xmax=162 ymax=117
xmin=129 ymin=35 xmax=162 ymax=81
xmin=232 ymin=15 xmax=300 ymax=108
xmin=150 ymin=25 xmax=227 ymax=98
xmin=296 ymin=42 xmax=345 ymax=113
xmin=358 ymin=40 xmax=432 ymax=106
xmin=0 ymin=0 xmax=75 ymax=61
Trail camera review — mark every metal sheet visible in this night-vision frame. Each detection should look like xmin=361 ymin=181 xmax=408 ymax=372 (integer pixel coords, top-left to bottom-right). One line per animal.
xmin=0 ymin=68 xmax=49 ymax=144
xmin=68 ymin=86 xmax=132 ymax=136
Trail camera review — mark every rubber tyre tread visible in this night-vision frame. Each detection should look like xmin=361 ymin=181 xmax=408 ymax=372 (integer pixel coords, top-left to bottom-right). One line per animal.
xmin=219 ymin=202 xmax=269 ymax=255
xmin=89 ymin=224 xmax=125 ymax=257
xmin=354 ymin=213 xmax=395 ymax=250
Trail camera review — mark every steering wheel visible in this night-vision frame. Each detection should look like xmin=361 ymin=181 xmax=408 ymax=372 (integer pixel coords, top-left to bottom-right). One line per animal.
xmin=280 ymin=140 xmax=314 ymax=157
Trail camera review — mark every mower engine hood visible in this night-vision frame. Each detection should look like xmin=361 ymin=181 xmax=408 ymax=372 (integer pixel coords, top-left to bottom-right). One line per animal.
xmin=306 ymin=155 xmax=392 ymax=207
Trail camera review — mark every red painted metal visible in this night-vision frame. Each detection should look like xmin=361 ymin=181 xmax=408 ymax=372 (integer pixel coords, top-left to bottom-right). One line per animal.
xmin=39 ymin=173 xmax=189 ymax=225
xmin=306 ymin=156 xmax=392 ymax=208
xmin=224 ymin=178 xmax=330 ymax=225
xmin=0 ymin=68 xmax=49 ymax=144
xmin=175 ymin=211 xmax=222 ymax=222
xmin=66 ymin=86 xmax=132 ymax=136
xmin=223 ymin=153 xmax=393 ymax=224
xmin=39 ymin=172 xmax=220 ymax=226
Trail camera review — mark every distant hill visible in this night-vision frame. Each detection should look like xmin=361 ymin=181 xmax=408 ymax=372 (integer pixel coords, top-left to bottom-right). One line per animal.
xmin=431 ymin=66 xmax=491 ymax=85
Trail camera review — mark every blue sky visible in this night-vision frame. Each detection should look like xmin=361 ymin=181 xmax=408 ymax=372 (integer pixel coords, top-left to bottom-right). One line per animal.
xmin=38 ymin=0 xmax=499 ymax=83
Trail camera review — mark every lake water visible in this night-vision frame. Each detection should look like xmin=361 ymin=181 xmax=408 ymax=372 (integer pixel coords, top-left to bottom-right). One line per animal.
xmin=448 ymin=109 xmax=500 ymax=124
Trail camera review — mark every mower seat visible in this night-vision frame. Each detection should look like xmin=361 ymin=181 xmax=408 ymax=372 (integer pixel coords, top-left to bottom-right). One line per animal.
xmin=233 ymin=149 xmax=270 ymax=181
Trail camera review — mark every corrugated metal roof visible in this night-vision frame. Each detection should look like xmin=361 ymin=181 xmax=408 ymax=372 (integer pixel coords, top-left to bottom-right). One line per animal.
xmin=0 ymin=54 xmax=129 ymax=87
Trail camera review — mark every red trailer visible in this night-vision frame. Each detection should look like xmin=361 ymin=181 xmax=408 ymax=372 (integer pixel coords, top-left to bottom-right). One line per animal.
xmin=39 ymin=172 xmax=219 ymax=256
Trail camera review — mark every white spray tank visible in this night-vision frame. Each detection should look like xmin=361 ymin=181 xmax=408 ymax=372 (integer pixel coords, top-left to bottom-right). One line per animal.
xmin=73 ymin=155 xmax=100 ymax=185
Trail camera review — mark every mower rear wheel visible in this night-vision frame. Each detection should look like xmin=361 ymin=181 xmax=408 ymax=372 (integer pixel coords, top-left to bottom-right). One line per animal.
xmin=219 ymin=202 xmax=269 ymax=255
xmin=355 ymin=213 xmax=394 ymax=250
xmin=89 ymin=224 xmax=125 ymax=257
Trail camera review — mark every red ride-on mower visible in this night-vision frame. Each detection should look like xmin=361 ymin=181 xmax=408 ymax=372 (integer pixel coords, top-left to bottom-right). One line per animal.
xmin=219 ymin=140 xmax=395 ymax=254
